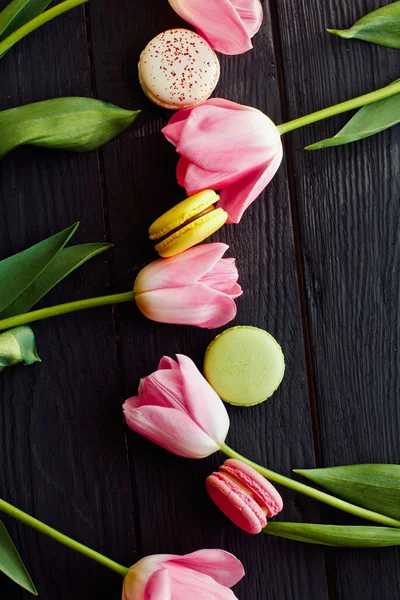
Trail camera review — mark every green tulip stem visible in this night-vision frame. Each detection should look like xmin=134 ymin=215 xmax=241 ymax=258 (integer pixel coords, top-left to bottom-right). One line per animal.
xmin=220 ymin=444 xmax=400 ymax=528
xmin=277 ymin=79 xmax=400 ymax=135
xmin=0 ymin=0 xmax=88 ymax=56
xmin=0 ymin=499 xmax=129 ymax=577
xmin=0 ymin=291 xmax=136 ymax=332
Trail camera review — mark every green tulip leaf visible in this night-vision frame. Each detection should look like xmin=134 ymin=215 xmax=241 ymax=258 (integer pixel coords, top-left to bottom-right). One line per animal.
xmin=0 ymin=326 xmax=41 ymax=373
xmin=0 ymin=223 xmax=78 ymax=314
xmin=0 ymin=0 xmax=52 ymax=42
xmin=328 ymin=1 xmax=400 ymax=49
xmin=0 ymin=98 xmax=140 ymax=159
xmin=307 ymin=81 xmax=400 ymax=149
xmin=295 ymin=464 xmax=400 ymax=520
xmin=0 ymin=519 xmax=37 ymax=594
xmin=0 ymin=242 xmax=112 ymax=319
xmin=265 ymin=522 xmax=400 ymax=547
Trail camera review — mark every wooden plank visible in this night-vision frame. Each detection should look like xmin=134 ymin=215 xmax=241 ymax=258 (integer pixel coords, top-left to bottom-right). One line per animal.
xmin=275 ymin=0 xmax=400 ymax=598
xmin=0 ymin=1 xmax=136 ymax=597
xmin=88 ymin=1 xmax=329 ymax=598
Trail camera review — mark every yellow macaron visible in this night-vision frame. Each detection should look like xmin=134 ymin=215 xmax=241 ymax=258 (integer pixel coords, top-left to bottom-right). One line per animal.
xmin=204 ymin=326 xmax=286 ymax=406
xmin=149 ymin=190 xmax=228 ymax=257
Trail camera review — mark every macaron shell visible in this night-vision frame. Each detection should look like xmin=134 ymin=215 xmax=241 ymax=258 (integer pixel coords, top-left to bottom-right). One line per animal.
xmin=204 ymin=326 xmax=285 ymax=406
xmin=155 ymin=208 xmax=228 ymax=257
xmin=206 ymin=472 xmax=267 ymax=534
xmin=138 ymin=29 xmax=220 ymax=110
xmin=221 ymin=459 xmax=283 ymax=516
xmin=149 ymin=190 xmax=219 ymax=240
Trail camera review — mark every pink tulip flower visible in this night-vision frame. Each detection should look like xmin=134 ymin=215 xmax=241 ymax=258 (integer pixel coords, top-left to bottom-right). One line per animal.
xmin=123 ymin=353 xmax=230 ymax=458
xmin=134 ymin=243 xmax=242 ymax=328
xmin=122 ymin=549 xmax=245 ymax=600
xmin=168 ymin=0 xmax=263 ymax=55
xmin=162 ymin=98 xmax=283 ymax=224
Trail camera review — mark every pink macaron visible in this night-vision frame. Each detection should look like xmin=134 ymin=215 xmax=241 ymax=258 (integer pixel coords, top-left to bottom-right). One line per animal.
xmin=206 ymin=459 xmax=283 ymax=534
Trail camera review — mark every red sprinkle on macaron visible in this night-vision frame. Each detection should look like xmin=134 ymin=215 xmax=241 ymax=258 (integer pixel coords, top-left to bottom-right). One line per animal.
xmin=138 ymin=29 xmax=220 ymax=110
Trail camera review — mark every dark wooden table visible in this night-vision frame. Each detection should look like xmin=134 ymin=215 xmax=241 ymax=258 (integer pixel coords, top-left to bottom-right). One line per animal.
xmin=1 ymin=0 xmax=399 ymax=598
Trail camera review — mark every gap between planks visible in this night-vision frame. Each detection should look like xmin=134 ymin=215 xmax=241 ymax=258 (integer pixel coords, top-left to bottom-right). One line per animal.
xmin=268 ymin=1 xmax=337 ymax=598
xmin=82 ymin=1 xmax=144 ymax=561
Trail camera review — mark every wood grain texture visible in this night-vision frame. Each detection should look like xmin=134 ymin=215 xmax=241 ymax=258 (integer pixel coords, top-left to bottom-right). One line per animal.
xmin=0 ymin=0 xmax=398 ymax=598
xmin=275 ymin=0 xmax=400 ymax=598
xmin=88 ymin=1 xmax=329 ymax=599
xmin=0 ymin=1 xmax=136 ymax=598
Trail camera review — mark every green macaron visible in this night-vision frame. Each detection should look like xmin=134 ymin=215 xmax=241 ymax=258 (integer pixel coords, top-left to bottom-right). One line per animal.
xmin=204 ymin=326 xmax=285 ymax=406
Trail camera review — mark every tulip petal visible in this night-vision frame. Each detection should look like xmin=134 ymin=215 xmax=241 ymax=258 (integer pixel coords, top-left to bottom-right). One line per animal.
xmin=138 ymin=378 xmax=146 ymax=395
xmin=180 ymin=160 xmax=246 ymax=196
xmin=123 ymin=404 xmax=219 ymax=458
xmin=134 ymin=243 xmax=228 ymax=292
xmin=233 ymin=0 xmax=263 ymax=37
xmin=163 ymin=564 xmax=239 ymax=599
xmin=138 ymin=360 xmax=227 ymax=421
xmin=200 ymin=258 xmax=242 ymax=297
xmin=164 ymin=98 xmax=277 ymax=146
xmin=158 ymin=356 xmax=180 ymax=370
xmin=145 ymin=568 xmax=171 ymax=600
xmin=198 ymin=98 xmax=253 ymax=111
xmin=176 ymin=104 xmax=278 ymax=174
xmin=136 ymin=283 xmax=238 ymax=328
xmin=177 ymin=354 xmax=230 ymax=445
xmin=162 ymin=109 xmax=195 ymax=146
xmin=123 ymin=556 xmax=166 ymax=600
xmin=168 ymin=0 xmax=252 ymax=55
xmin=217 ymin=141 xmax=283 ymax=223
xmin=166 ymin=550 xmax=245 ymax=587
xmin=139 ymin=369 xmax=185 ymax=411
xmin=176 ymin=157 xmax=191 ymax=189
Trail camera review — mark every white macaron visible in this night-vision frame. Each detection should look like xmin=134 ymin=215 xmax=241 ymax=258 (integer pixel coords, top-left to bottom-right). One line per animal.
xmin=138 ymin=29 xmax=220 ymax=110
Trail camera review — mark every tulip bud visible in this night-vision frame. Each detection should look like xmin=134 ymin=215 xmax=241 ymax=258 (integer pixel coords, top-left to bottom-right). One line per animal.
xmin=122 ymin=550 xmax=245 ymax=599
xmin=134 ymin=243 xmax=242 ymax=328
xmin=0 ymin=326 xmax=41 ymax=373
xmin=123 ymin=354 xmax=230 ymax=458
xmin=162 ymin=98 xmax=283 ymax=223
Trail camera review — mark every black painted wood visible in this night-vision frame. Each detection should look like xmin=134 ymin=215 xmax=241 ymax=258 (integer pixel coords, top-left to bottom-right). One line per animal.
xmin=0 ymin=1 xmax=136 ymax=598
xmin=88 ymin=1 xmax=328 ymax=599
xmin=275 ymin=0 xmax=400 ymax=598
xmin=0 ymin=0 xmax=398 ymax=598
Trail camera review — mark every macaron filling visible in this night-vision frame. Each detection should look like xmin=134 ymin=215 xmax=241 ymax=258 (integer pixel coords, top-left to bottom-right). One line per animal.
xmin=154 ymin=207 xmax=226 ymax=255
xmin=221 ymin=463 xmax=282 ymax=517
xmin=150 ymin=204 xmax=217 ymax=242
